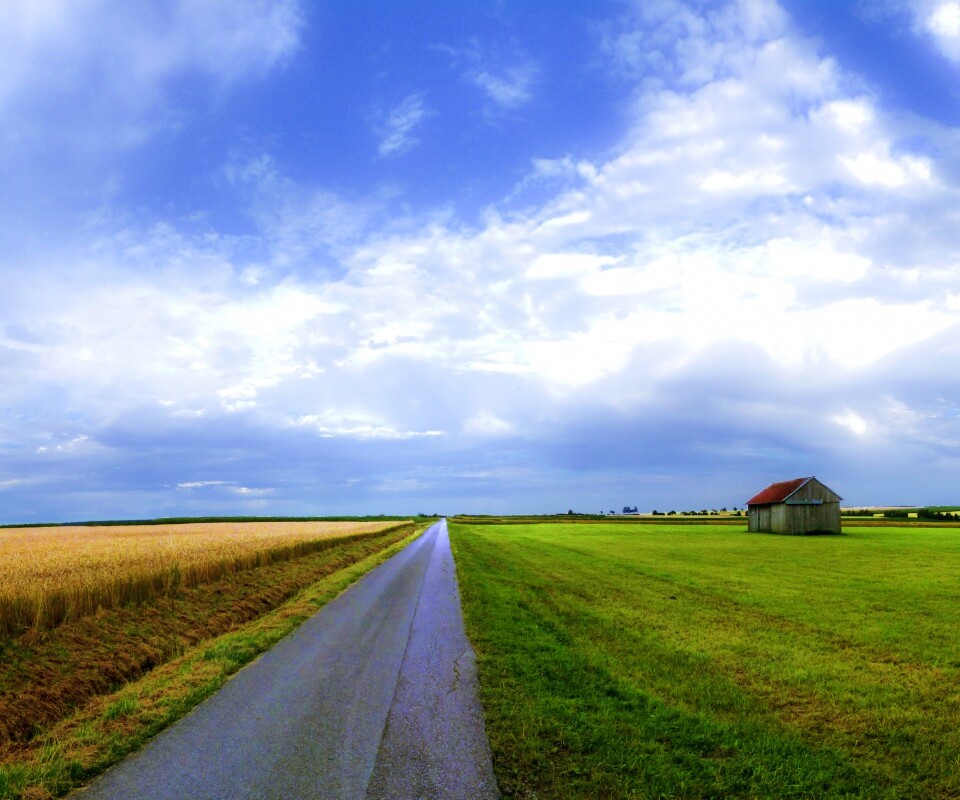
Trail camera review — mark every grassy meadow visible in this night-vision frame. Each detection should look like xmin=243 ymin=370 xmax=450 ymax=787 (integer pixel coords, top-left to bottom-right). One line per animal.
xmin=0 ymin=518 xmax=427 ymax=799
xmin=450 ymin=520 xmax=960 ymax=799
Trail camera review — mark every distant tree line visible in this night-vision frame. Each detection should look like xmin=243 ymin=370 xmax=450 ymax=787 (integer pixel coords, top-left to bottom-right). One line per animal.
xmin=843 ymin=508 xmax=956 ymax=520
xmin=649 ymin=508 xmax=742 ymax=517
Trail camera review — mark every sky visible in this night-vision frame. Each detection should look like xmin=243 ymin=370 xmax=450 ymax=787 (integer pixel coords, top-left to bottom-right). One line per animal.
xmin=1 ymin=0 xmax=959 ymax=522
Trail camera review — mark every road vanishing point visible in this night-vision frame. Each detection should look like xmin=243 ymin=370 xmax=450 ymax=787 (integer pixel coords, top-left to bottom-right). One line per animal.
xmin=73 ymin=519 xmax=500 ymax=800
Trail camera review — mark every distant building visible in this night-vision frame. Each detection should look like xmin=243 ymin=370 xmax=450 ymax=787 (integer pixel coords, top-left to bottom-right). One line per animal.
xmin=745 ymin=477 xmax=842 ymax=534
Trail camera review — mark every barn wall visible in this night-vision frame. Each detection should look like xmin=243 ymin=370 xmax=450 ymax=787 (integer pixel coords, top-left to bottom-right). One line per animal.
xmin=748 ymin=506 xmax=772 ymax=532
xmin=770 ymin=504 xmax=788 ymax=532
xmin=752 ymin=502 xmax=843 ymax=533
xmin=784 ymin=502 xmax=841 ymax=534
xmin=748 ymin=498 xmax=842 ymax=534
xmin=790 ymin=479 xmax=841 ymax=505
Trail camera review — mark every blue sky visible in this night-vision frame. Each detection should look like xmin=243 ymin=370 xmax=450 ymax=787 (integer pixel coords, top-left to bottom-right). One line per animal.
xmin=2 ymin=0 xmax=959 ymax=522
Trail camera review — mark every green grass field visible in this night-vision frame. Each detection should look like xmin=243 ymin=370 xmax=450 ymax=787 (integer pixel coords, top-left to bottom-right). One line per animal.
xmin=449 ymin=521 xmax=960 ymax=799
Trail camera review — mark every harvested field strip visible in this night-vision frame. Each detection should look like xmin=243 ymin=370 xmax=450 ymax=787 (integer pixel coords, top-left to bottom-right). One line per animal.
xmin=450 ymin=522 xmax=960 ymax=800
xmin=0 ymin=523 xmax=417 ymax=749
xmin=0 ymin=522 xmax=427 ymax=800
xmin=0 ymin=520 xmax=401 ymax=636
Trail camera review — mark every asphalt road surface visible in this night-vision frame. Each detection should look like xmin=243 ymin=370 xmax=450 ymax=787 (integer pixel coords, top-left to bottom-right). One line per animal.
xmin=73 ymin=519 xmax=499 ymax=800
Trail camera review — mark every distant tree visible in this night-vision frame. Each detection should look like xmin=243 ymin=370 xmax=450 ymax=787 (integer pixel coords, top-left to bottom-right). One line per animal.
xmin=668 ymin=510 xmax=676 ymax=515
xmin=609 ymin=510 xmax=617 ymax=515
xmin=567 ymin=509 xmax=575 ymax=515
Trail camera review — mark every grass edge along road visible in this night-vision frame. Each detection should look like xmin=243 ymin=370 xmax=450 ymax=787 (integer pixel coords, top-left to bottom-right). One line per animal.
xmin=449 ymin=519 xmax=960 ymax=800
xmin=0 ymin=521 xmax=430 ymax=800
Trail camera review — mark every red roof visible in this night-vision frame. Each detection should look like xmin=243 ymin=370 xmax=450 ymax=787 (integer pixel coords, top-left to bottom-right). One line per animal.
xmin=745 ymin=477 xmax=812 ymax=506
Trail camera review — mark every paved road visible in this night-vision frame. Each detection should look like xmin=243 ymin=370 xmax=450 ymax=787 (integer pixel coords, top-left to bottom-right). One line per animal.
xmin=74 ymin=520 xmax=499 ymax=800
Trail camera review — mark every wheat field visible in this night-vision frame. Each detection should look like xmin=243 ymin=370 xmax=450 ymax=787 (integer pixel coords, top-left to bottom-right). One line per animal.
xmin=0 ymin=520 xmax=401 ymax=636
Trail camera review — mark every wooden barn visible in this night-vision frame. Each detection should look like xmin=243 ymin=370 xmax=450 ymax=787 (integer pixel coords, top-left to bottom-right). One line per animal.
xmin=745 ymin=477 xmax=842 ymax=534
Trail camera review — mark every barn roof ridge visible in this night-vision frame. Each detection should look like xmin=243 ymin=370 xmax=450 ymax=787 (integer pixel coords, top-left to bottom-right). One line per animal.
xmin=745 ymin=476 xmax=814 ymax=506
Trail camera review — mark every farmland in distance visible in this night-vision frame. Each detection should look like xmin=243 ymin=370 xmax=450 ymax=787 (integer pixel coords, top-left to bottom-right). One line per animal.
xmin=450 ymin=519 xmax=960 ymax=799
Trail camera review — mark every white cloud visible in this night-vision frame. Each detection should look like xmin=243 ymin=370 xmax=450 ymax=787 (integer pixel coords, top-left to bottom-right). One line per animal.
xmin=929 ymin=1 xmax=960 ymax=34
xmin=833 ymin=410 xmax=870 ymax=437
xmin=839 ymin=150 xmax=933 ymax=187
xmin=377 ymin=94 xmax=430 ymax=157
xmin=230 ymin=486 xmax=273 ymax=496
xmin=36 ymin=435 xmax=97 ymax=455
xmin=292 ymin=412 xmax=443 ymax=440
xmin=437 ymin=40 xmax=537 ymax=113
xmin=817 ymin=98 xmax=874 ymax=132
xmin=2 ymin=0 xmax=960 ymax=516
xmin=0 ymin=0 xmax=302 ymax=101
xmin=175 ymin=481 xmax=271 ymax=496
xmin=4 ymin=1 xmax=956 ymax=419
xmin=526 ymin=253 xmax=620 ymax=280
xmin=467 ymin=63 xmax=537 ymax=109
xmin=896 ymin=0 xmax=960 ymax=62
xmin=926 ymin=1 xmax=960 ymax=59
xmin=0 ymin=0 xmax=303 ymax=161
xmin=463 ymin=410 xmax=514 ymax=437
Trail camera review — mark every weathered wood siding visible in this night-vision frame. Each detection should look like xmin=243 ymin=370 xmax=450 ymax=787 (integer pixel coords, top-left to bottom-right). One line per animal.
xmin=782 ymin=502 xmax=840 ymax=534
xmin=748 ymin=505 xmax=771 ymax=532
xmin=748 ymin=478 xmax=842 ymax=534
xmin=789 ymin=479 xmax=841 ymax=505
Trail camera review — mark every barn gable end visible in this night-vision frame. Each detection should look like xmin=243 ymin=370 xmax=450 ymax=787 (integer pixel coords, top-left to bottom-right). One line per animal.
xmin=746 ymin=477 xmax=842 ymax=534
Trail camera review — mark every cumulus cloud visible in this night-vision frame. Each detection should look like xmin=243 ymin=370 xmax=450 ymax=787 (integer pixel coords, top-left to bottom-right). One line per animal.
xmin=920 ymin=1 xmax=960 ymax=61
xmin=876 ymin=0 xmax=960 ymax=63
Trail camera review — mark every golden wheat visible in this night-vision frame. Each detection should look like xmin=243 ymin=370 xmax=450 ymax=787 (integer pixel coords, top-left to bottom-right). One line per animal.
xmin=0 ymin=520 xmax=402 ymax=636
